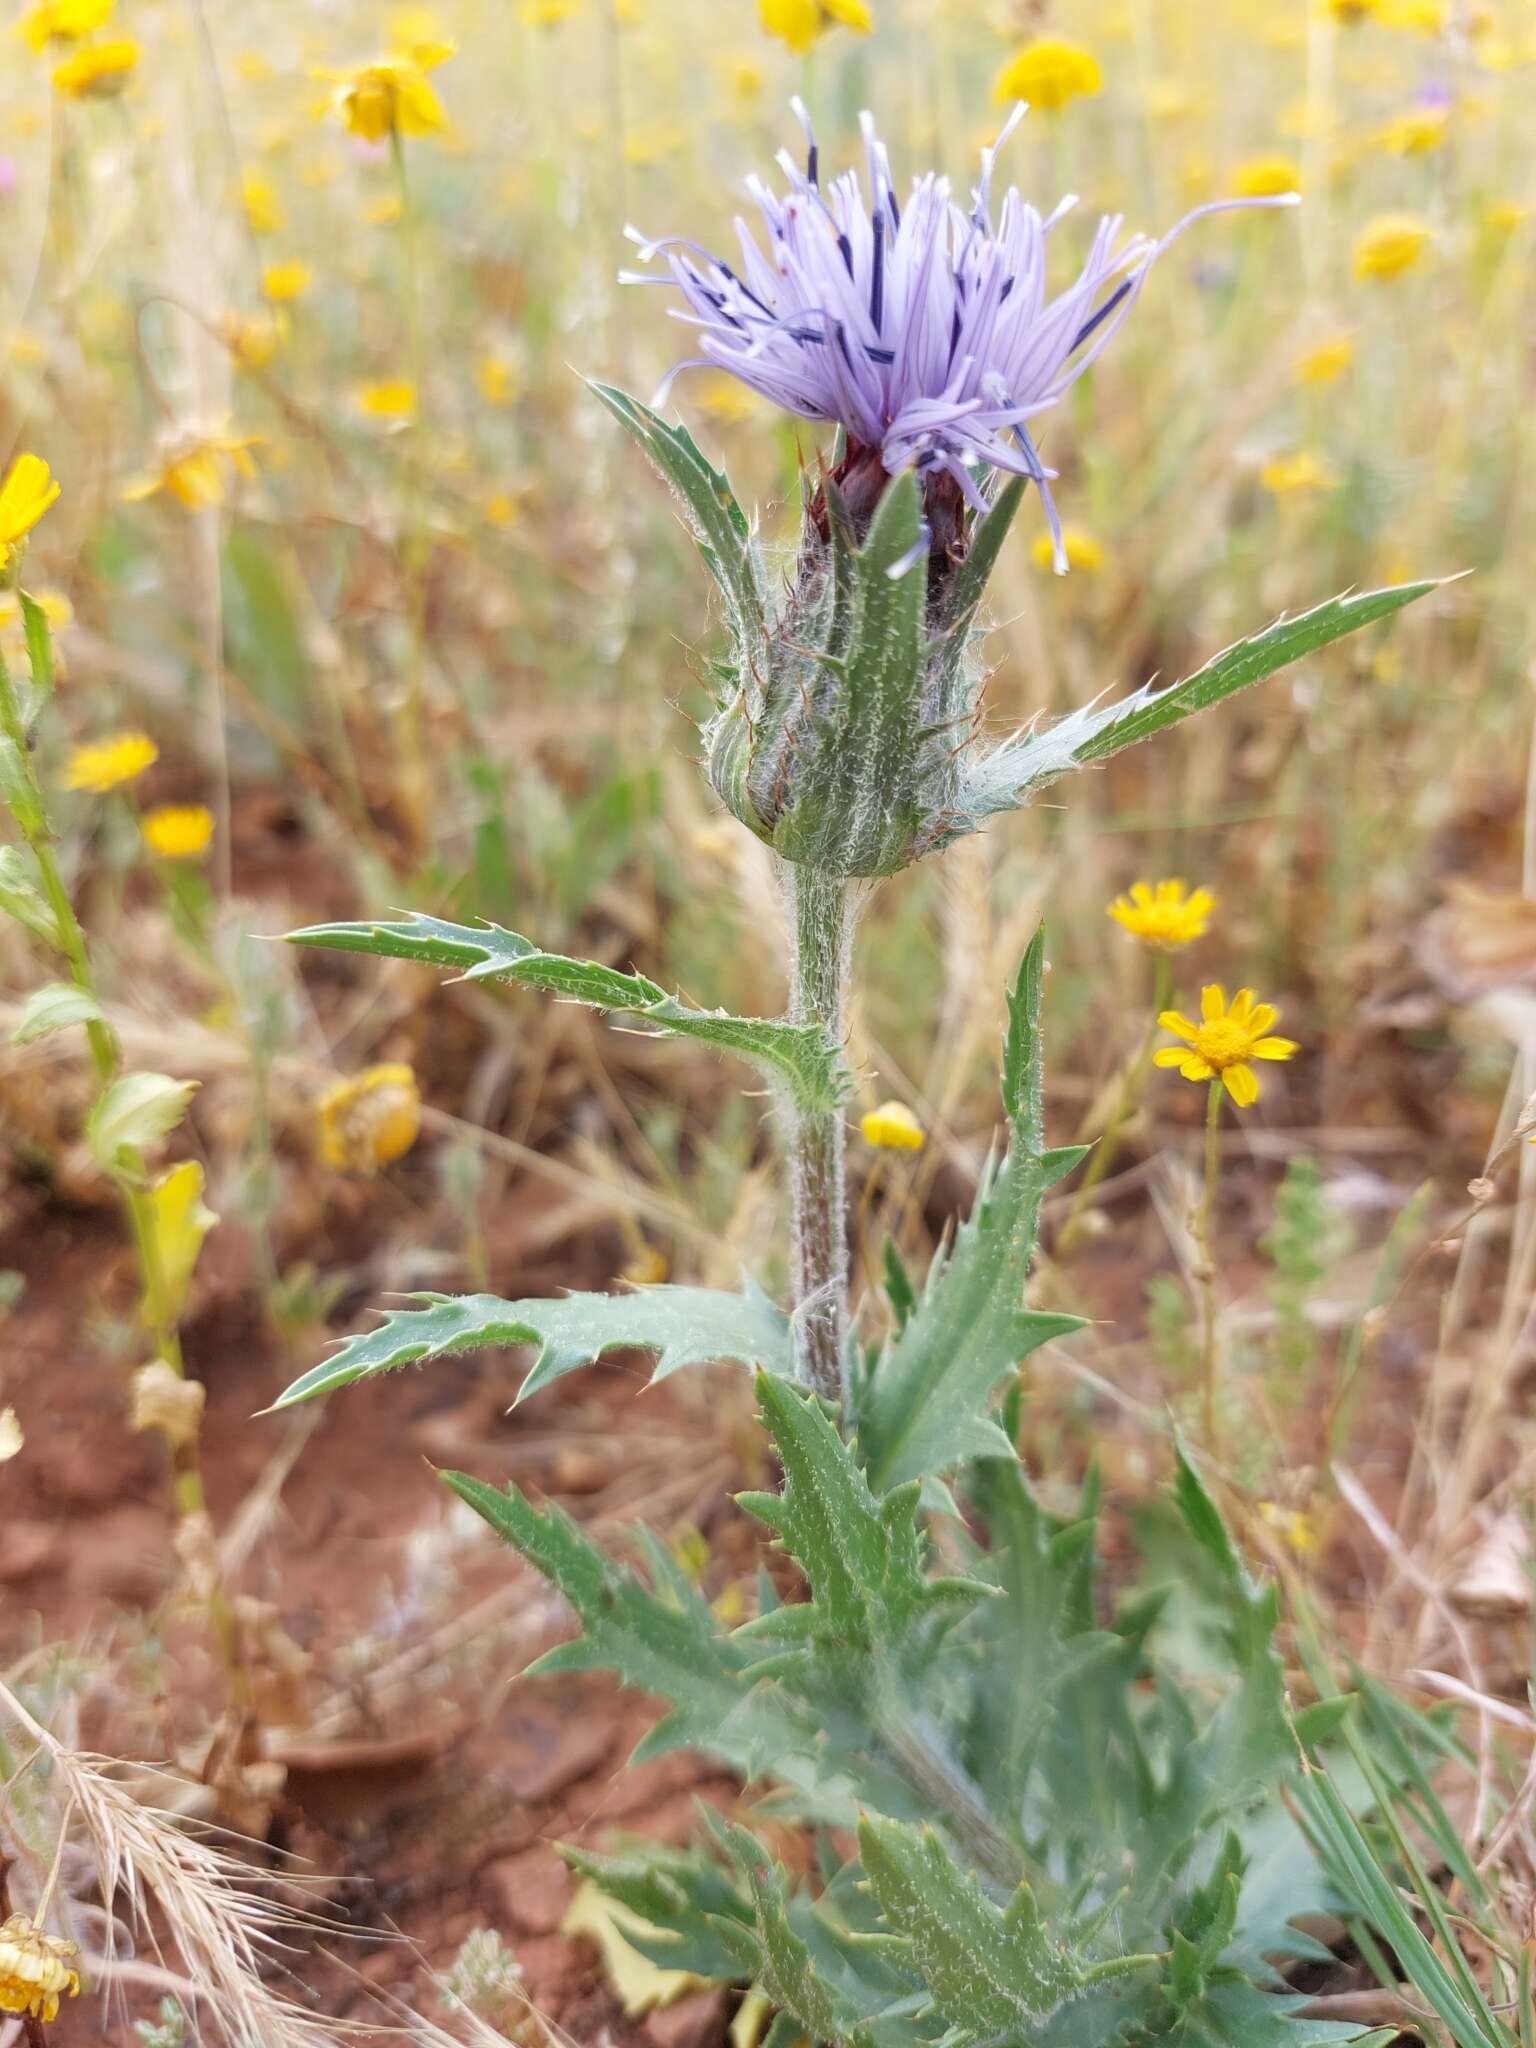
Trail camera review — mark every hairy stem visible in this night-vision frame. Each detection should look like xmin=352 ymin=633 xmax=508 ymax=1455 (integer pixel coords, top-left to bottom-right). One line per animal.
xmin=784 ymin=861 xmax=852 ymax=1409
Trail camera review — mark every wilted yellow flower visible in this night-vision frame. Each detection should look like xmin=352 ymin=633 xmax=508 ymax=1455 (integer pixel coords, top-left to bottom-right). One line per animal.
xmin=0 ymin=1915 xmax=79 ymax=2023
xmin=19 ymin=0 xmax=112 ymax=50
xmin=994 ymin=37 xmax=1102 ymax=111
xmin=0 ymin=454 xmax=60 ymax=571
xmin=1031 ymin=525 xmax=1105 ymax=572
xmin=51 ymin=33 xmax=135 ymax=93
xmin=1353 ymin=212 xmax=1431 ymax=279
xmin=1293 ymin=332 xmax=1354 ymax=384
xmin=142 ymin=803 xmax=214 ymax=859
xmin=65 ymin=730 xmax=158 ymax=793
xmin=321 ymin=43 xmax=453 ymax=142
xmin=477 ymin=355 xmax=519 ymax=406
xmin=1379 ymin=105 xmax=1449 ymax=155
xmin=1260 ymin=449 xmax=1339 ymax=495
xmin=860 ymin=1101 xmax=926 ymax=1151
xmin=1156 ymin=985 xmax=1298 ymax=1108
xmin=241 ymin=169 xmax=283 ymax=235
xmin=318 ymin=1063 xmax=421 ymax=1172
xmin=262 ymin=259 xmax=312 ymax=302
xmin=130 ymin=1358 xmax=206 ymax=1448
xmin=121 ymin=432 xmax=262 ymax=510
xmin=1108 ymin=879 xmax=1215 ymax=951
xmin=1232 ymin=156 xmax=1301 ymax=198
xmin=356 ymin=378 xmax=416 ymax=418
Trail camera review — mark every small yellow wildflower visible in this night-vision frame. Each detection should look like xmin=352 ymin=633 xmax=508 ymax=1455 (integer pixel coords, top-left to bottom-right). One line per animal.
xmin=1107 ymin=880 xmax=1215 ymax=951
xmin=121 ymin=432 xmax=262 ymax=510
xmin=1379 ymin=105 xmax=1449 ymax=155
xmin=321 ymin=44 xmax=453 ymax=142
xmin=1260 ymin=449 xmax=1339 ymax=495
xmin=0 ymin=1914 xmax=80 ymax=2023
xmin=0 ymin=453 xmax=60 ymax=572
xmin=1327 ymin=0 xmax=1381 ymax=19
xmin=65 ymin=730 xmax=158 ymax=793
xmin=1353 ymin=212 xmax=1431 ymax=281
xmin=993 ymin=38 xmax=1102 ymax=112
xmin=1232 ymin=156 xmax=1301 ymax=198
xmin=1292 ymin=332 xmax=1354 ymax=384
xmin=241 ymin=169 xmax=283 ymax=235
xmin=758 ymin=0 xmax=870 ymax=54
xmin=19 ymin=0 xmax=112 ymax=51
xmin=142 ymin=803 xmax=214 ymax=859
xmin=262 ymin=260 xmax=311 ymax=302
xmin=356 ymin=378 xmax=416 ymax=419
xmin=1156 ymin=985 xmax=1298 ymax=1108
xmin=52 ymin=35 xmax=137 ymax=94
xmin=860 ymin=1101 xmax=926 ymax=1151
xmin=1259 ymin=1501 xmax=1319 ymax=1553
xmin=1380 ymin=0 xmax=1445 ymax=30
xmin=222 ymin=312 xmax=283 ymax=371
xmin=1031 ymin=526 xmax=1105 ymax=572
xmin=1486 ymin=201 xmax=1529 ymax=235
xmin=477 ymin=355 xmax=519 ymax=406
xmin=317 ymin=1062 xmax=421 ymax=1172
xmin=483 ymin=489 xmax=521 ymax=527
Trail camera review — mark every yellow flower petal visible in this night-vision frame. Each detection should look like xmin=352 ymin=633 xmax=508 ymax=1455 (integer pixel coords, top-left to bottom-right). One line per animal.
xmin=1200 ymin=984 xmax=1226 ymax=1023
xmin=1222 ymin=1063 xmax=1260 ymax=1107
xmin=1252 ymin=1036 xmax=1299 ymax=1061
xmin=1158 ymin=1010 xmax=1199 ymax=1043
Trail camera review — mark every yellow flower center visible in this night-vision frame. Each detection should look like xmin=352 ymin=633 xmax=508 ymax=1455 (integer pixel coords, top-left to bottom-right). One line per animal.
xmin=1193 ymin=1019 xmax=1250 ymax=1069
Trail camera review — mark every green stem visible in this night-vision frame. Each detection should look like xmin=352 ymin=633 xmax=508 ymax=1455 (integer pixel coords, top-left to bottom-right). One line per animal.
xmin=1060 ymin=951 xmax=1172 ymax=1251
xmin=390 ymin=124 xmax=432 ymax=854
xmin=784 ymin=861 xmax=852 ymax=1410
xmin=1195 ymin=1079 xmax=1224 ymax=1450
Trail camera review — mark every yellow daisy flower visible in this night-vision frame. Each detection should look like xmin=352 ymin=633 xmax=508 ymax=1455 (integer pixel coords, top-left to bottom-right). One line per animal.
xmin=1327 ymin=0 xmax=1381 ymax=19
xmin=993 ymin=37 xmax=1102 ymax=112
xmin=121 ymin=432 xmax=262 ymax=510
xmin=0 ymin=1913 xmax=80 ymax=2023
xmin=1031 ymin=525 xmax=1105 ymax=572
xmin=65 ymin=730 xmax=158 ymax=793
xmin=52 ymin=36 xmax=138 ymax=96
xmin=0 ymin=453 xmax=60 ymax=571
xmin=317 ymin=1063 xmax=421 ymax=1172
xmin=1260 ymin=449 xmax=1339 ymax=495
xmin=1155 ymin=985 xmax=1298 ymax=1108
xmin=356 ymin=378 xmax=416 ymax=418
xmin=758 ymin=0 xmax=870 ymax=53
xmin=320 ymin=44 xmax=454 ymax=142
xmin=18 ymin=0 xmax=113 ymax=51
xmin=141 ymin=803 xmax=214 ymax=859
xmin=1353 ymin=212 xmax=1431 ymax=281
xmin=860 ymin=1101 xmax=926 ymax=1151
xmin=261 ymin=260 xmax=312 ymax=303
xmin=1108 ymin=879 xmax=1215 ymax=951
xmin=1231 ymin=156 xmax=1301 ymax=198
xmin=1379 ymin=106 xmax=1449 ymax=155
xmin=1292 ymin=332 xmax=1354 ymax=384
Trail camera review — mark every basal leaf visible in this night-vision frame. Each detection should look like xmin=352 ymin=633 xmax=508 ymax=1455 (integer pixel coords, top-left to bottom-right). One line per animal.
xmin=286 ymin=910 xmax=848 ymax=1112
xmin=270 ymin=1281 xmax=794 ymax=1410
xmin=856 ymin=931 xmax=1085 ymax=1489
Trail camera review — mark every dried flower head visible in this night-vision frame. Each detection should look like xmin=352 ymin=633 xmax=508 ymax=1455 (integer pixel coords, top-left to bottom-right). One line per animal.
xmin=0 ymin=1913 xmax=80 ymax=2023
xmin=1156 ymin=984 xmax=1298 ymax=1107
xmin=317 ymin=1062 xmax=421 ymax=1172
xmin=627 ymin=104 xmax=1294 ymax=570
xmin=1108 ymin=879 xmax=1214 ymax=951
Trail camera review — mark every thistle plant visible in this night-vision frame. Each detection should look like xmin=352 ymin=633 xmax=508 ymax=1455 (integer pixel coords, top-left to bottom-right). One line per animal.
xmin=272 ymin=109 xmax=1440 ymax=2048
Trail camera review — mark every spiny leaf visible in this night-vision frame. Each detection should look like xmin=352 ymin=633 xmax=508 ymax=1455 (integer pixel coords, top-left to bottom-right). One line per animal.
xmin=269 ymin=1281 xmax=794 ymax=1410
xmin=705 ymin=1818 xmax=867 ymax=2048
xmin=857 ymin=931 xmax=1085 ymax=1489
xmin=561 ymin=1839 xmax=753 ymax=1980
xmin=589 ymin=379 xmax=763 ymax=642
xmin=442 ymin=1471 xmax=802 ymax=1771
xmin=965 ymin=580 xmax=1441 ymax=816
xmin=736 ymin=1374 xmax=990 ymax=1662
xmin=856 ymin=1814 xmax=1155 ymax=2043
xmin=286 ymin=910 xmax=848 ymax=1113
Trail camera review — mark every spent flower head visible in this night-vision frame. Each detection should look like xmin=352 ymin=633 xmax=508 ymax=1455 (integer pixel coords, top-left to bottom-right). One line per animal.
xmin=627 ymin=104 xmax=1296 ymax=570
xmin=1108 ymin=879 xmax=1214 ymax=951
xmin=318 ymin=1062 xmax=421 ymax=1172
xmin=0 ymin=1913 xmax=80 ymax=2023
xmin=1156 ymin=984 xmax=1298 ymax=1107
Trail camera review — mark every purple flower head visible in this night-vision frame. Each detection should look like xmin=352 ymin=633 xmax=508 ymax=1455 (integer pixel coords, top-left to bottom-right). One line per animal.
xmin=626 ymin=104 xmax=1296 ymax=571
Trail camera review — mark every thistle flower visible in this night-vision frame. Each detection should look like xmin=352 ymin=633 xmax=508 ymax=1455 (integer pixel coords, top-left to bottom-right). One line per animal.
xmin=627 ymin=104 xmax=1296 ymax=573
xmin=51 ymin=35 xmax=137 ymax=96
xmin=65 ymin=730 xmax=157 ymax=792
xmin=0 ymin=451 xmax=60 ymax=571
xmin=860 ymin=1100 xmax=925 ymax=1150
xmin=0 ymin=1913 xmax=79 ymax=2022
xmin=1155 ymin=985 xmax=1298 ymax=1107
xmin=1108 ymin=879 xmax=1214 ymax=951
